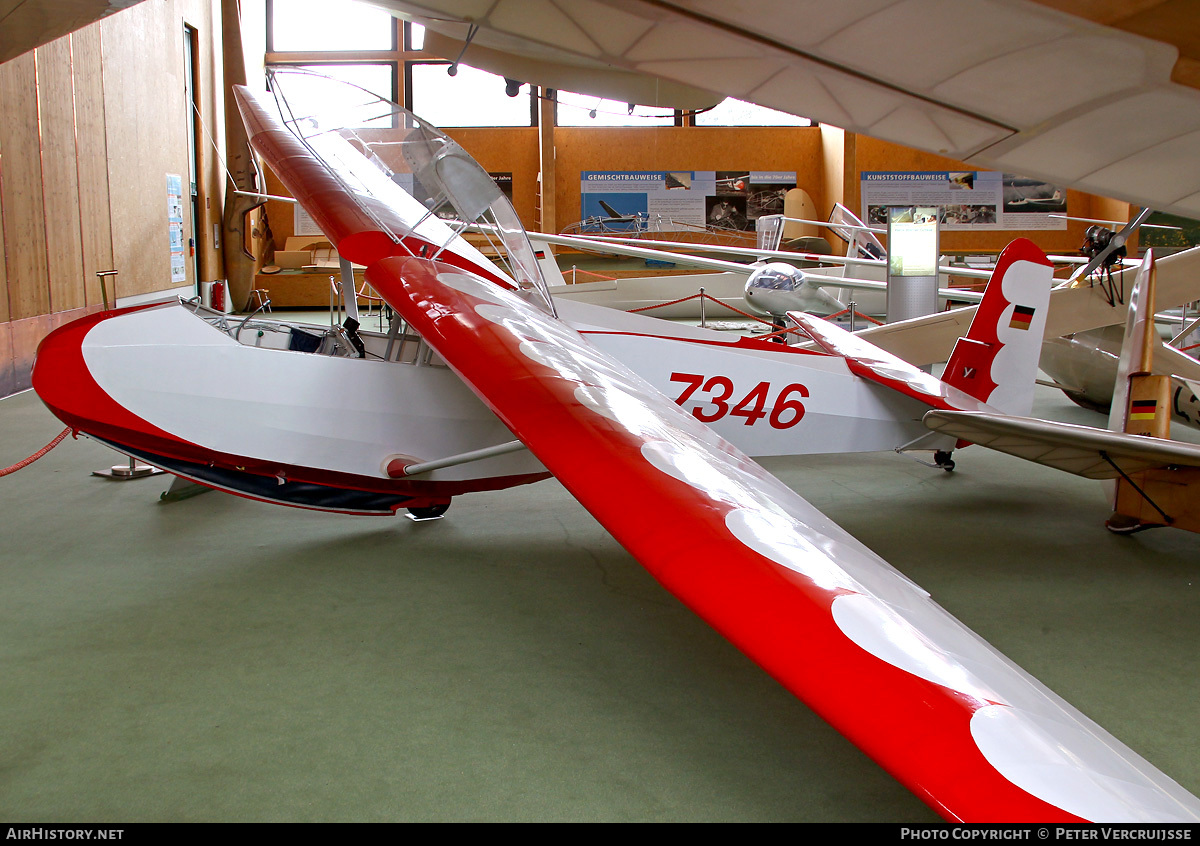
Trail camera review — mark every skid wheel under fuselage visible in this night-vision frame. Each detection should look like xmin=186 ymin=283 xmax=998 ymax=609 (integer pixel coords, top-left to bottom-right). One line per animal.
xmin=406 ymin=502 xmax=451 ymax=521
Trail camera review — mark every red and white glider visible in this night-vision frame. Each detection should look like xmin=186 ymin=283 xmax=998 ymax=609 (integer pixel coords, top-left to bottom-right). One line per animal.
xmin=29 ymin=74 xmax=1200 ymax=822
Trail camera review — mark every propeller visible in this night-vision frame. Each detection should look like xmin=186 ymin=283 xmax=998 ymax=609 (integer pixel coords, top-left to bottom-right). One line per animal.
xmin=1067 ymin=207 xmax=1153 ymax=284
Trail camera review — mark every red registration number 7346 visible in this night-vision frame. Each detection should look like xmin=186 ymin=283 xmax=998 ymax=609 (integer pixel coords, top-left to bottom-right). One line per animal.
xmin=669 ymin=372 xmax=808 ymax=429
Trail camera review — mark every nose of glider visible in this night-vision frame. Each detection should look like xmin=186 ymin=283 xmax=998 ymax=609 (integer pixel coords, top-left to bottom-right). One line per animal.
xmin=31 ymin=310 xmax=102 ymax=428
xmin=743 ymin=262 xmax=807 ymax=316
xmin=31 ymin=306 xmax=166 ymax=446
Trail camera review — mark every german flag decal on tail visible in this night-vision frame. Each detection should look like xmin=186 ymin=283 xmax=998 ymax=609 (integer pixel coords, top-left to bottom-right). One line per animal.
xmin=1129 ymin=398 xmax=1158 ymax=421
xmin=1009 ymin=305 xmax=1036 ymax=330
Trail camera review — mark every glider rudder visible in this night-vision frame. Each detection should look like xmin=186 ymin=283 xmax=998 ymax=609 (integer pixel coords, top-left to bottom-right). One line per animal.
xmin=942 ymin=238 xmax=1054 ymax=415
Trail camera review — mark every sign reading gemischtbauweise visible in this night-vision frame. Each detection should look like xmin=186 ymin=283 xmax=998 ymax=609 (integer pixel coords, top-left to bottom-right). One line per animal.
xmin=580 ymin=171 xmax=797 ymax=232
xmin=861 ymin=171 xmax=1068 ymax=231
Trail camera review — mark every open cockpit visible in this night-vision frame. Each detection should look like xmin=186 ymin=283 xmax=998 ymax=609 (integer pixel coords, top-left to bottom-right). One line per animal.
xmin=182 ymin=296 xmax=448 ymax=368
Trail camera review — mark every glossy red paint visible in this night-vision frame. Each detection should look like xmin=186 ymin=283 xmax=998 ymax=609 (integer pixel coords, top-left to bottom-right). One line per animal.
xmin=365 ymin=254 xmax=1084 ymax=821
xmin=790 ymin=312 xmax=989 ymax=413
xmin=943 ymin=238 xmax=1054 ymax=405
xmin=31 ymin=305 xmax=549 ymax=509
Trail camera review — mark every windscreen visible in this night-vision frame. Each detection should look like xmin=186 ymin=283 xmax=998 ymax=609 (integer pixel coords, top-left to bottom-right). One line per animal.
xmin=827 ymin=203 xmax=886 ymax=261
xmin=265 ymin=67 xmax=555 ymax=316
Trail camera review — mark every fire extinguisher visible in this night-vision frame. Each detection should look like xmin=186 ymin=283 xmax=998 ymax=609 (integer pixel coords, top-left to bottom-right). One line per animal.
xmin=211 ymin=280 xmax=226 ymax=312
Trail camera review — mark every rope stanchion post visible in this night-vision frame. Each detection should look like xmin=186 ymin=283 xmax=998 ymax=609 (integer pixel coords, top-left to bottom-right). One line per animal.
xmin=95 ymin=270 xmax=118 ymax=311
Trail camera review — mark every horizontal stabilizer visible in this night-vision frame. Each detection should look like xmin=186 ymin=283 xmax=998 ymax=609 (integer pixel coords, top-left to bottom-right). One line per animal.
xmin=923 ymin=409 xmax=1200 ymax=479
xmin=853 ymin=246 xmax=1200 ymax=367
xmin=788 ymin=312 xmax=990 ymax=412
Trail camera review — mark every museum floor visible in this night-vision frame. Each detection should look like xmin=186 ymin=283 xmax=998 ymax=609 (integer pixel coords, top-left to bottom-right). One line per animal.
xmin=3 ymin=372 xmax=1200 ymax=822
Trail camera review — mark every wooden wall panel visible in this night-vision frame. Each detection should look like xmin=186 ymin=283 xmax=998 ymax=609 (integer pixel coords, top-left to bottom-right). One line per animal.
xmin=0 ymin=2 xmax=226 ymax=398
xmin=183 ymin=0 xmax=225 ymax=285
xmin=0 ymin=321 xmax=13 ymax=397
xmin=70 ymin=23 xmax=115 ymax=307
xmin=101 ymin=0 xmax=192 ymax=300
xmin=36 ymin=38 xmax=86 ymax=312
xmin=0 ymin=128 xmax=8 ymax=326
xmin=0 ymin=51 xmax=50 ymax=321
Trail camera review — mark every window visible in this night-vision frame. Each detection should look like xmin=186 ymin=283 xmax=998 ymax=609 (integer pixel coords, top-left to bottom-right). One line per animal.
xmin=406 ymin=22 xmax=425 ymax=51
xmin=264 ymin=4 xmax=806 ymax=133
xmin=693 ymin=98 xmax=812 ymax=127
xmin=407 ymin=62 xmax=536 ymax=127
xmin=268 ymin=0 xmax=395 ymax=52
xmin=273 ymin=63 xmax=397 ymax=116
xmin=556 ymin=90 xmax=678 ymax=127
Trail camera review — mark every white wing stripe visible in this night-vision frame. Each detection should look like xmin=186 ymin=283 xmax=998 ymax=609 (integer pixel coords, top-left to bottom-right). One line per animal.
xmin=971 ymin=705 xmax=1200 ymax=823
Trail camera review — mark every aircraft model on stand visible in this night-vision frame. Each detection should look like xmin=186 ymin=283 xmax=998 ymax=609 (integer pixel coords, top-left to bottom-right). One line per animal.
xmin=29 ymin=73 xmax=1200 ymax=822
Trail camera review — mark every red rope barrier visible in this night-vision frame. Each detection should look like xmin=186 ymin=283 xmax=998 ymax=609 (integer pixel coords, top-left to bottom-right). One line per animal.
xmin=355 ymin=283 xmax=386 ymax=303
xmin=753 ymin=326 xmax=807 ymax=342
xmin=0 ymin=427 xmax=72 ymax=477
xmin=628 ymin=293 xmax=704 ymax=313
xmin=568 ymin=268 xmax=617 ymax=282
xmin=699 ymin=294 xmax=779 ymax=325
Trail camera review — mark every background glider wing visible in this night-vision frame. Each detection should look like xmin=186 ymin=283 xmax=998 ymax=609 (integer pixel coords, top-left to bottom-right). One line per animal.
xmin=924 ymin=409 xmax=1200 ymax=479
xmin=854 ymin=246 xmax=1200 ymax=367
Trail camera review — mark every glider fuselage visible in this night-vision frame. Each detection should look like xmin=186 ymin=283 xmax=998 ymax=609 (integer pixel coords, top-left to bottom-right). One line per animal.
xmin=32 ymin=286 xmax=935 ymax=515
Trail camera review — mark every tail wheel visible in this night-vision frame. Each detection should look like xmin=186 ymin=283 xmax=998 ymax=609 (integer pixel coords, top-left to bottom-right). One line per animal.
xmin=934 ymin=450 xmax=955 ymax=472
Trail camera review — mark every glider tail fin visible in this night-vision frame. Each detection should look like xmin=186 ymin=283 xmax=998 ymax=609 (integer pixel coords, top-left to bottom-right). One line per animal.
xmin=1103 ymin=249 xmax=1190 ymax=533
xmin=941 ymin=238 xmax=1054 ymax=415
xmin=1107 ymin=250 xmax=1170 ymax=438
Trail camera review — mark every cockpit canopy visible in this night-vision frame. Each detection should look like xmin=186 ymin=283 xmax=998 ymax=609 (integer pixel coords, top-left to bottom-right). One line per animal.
xmin=265 ymin=67 xmax=555 ymax=316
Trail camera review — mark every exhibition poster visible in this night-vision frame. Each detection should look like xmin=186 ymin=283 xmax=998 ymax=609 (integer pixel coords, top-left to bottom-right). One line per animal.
xmin=887 ymin=206 xmax=940 ymax=277
xmin=166 ymin=173 xmax=187 ymax=283
xmin=860 ymin=171 xmax=1068 ymax=231
xmin=580 ymin=170 xmax=797 ymax=232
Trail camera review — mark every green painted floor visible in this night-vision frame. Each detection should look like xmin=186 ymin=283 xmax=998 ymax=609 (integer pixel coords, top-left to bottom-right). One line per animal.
xmin=2 ymin=379 xmax=1200 ymax=822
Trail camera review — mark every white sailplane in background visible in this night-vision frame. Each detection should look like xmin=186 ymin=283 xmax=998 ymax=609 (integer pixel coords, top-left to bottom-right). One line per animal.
xmin=28 ymin=72 xmax=1200 ymax=821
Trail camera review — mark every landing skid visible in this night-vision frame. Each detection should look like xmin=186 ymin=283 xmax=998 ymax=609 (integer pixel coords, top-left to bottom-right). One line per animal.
xmin=93 ymin=456 xmax=165 ymax=480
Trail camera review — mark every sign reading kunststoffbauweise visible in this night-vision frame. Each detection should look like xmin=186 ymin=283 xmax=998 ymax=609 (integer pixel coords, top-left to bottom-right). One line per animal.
xmin=861 ymin=171 xmax=1067 ymax=231
xmin=580 ymin=171 xmax=797 ymax=232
